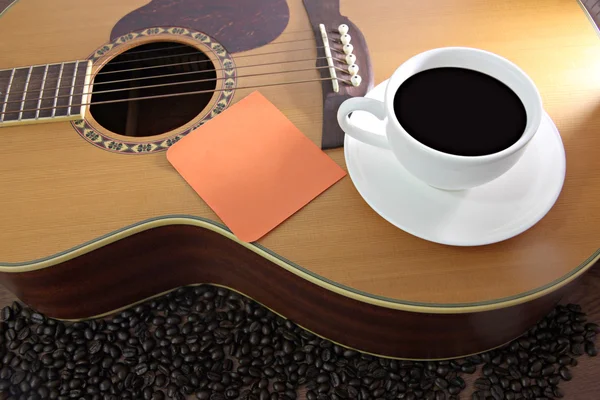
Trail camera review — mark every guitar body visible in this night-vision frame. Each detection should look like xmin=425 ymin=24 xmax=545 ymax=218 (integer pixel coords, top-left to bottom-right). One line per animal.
xmin=1 ymin=0 xmax=599 ymax=360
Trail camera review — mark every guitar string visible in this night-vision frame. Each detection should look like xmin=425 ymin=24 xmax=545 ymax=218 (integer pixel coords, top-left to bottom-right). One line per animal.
xmin=89 ymin=54 xmax=344 ymax=78
xmin=94 ymin=45 xmax=349 ymax=86
xmin=0 ymin=76 xmax=350 ymax=116
xmin=2 ymin=32 xmax=349 ymax=86
xmin=2 ymin=46 xmax=348 ymax=97
xmin=1 ymin=28 xmax=351 ymax=96
xmin=108 ymin=43 xmax=345 ymax=66
xmin=271 ymin=28 xmax=317 ymax=35
xmin=116 ymin=28 xmax=325 ymax=56
xmin=95 ymin=45 xmax=350 ymax=77
xmin=2 ymin=55 xmax=350 ymax=101
xmin=93 ymin=34 xmax=347 ymax=76
xmin=1 ymin=64 xmax=351 ymax=105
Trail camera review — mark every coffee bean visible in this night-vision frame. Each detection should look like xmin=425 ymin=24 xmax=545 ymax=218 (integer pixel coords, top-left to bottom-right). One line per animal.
xmin=559 ymin=366 xmax=572 ymax=381
xmin=155 ymin=374 xmax=168 ymax=388
xmin=583 ymin=321 xmax=598 ymax=332
xmin=195 ymin=390 xmax=210 ymax=400
xmin=0 ymin=379 xmax=10 ymax=390
xmin=585 ymin=330 xmax=596 ymax=341
xmin=474 ymin=377 xmax=490 ymax=390
xmin=0 ymin=367 xmax=10 ymax=380
xmin=472 ymin=391 xmax=486 ymax=400
xmin=585 ymin=340 xmax=598 ymax=357
xmin=330 ymin=371 xmax=341 ymax=387
xmin=372 ymin=368 xmax=386 ymax=379
xmin=529 ymin=360 xmax=542 ymax=373
xmin=11 ymin=370 xmax=26 ymax=385
xmin=30 ymin=312 xmax=46 ymax=324
xmin=333 ymin=387 xmax=348 ymax=398
xmin=132 ymin=363 xmax=147 ymax=376
xmin=37 ymin=386 xmax=50 ymax=399
xmin=434 ymin=377 xmax=448 ymax=389
xmin=518 ymin=338 xmax=531 ymax=349
xmin=481 ymin=364 xmax=493 ymax=377
xmin=460 ymin=363 xmax=476 ymax=374
xmin=505 ymin=354 xmax=518 ymax=366
xmin=489 ymin=374 xmax=500 ymax=385
xmin=323 ymin=363 xmax=335 ymax=372
xmin=571 ymin=343 xmax=585 ymax=356
xmin=1 ymin=306 xmax=13 ymax=321
xmin=68 ymin=378 xmax=83 ymax=389
xmin=540 ymin=364 xmax=555 ymax=376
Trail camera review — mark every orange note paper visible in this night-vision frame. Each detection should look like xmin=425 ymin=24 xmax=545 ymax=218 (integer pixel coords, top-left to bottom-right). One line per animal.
xmin=166 ymin=91 xmax=346 ymax=242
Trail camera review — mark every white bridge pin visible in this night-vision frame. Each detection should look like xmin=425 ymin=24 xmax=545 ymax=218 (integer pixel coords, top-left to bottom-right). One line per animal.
xmin=338 ymin=24 xmax=349 ymax=35
xmin=348 ymin=64 xmax=359 ymax=75
xmin=345 ymin=53 xmax=356 ymax=65
xmin=343 ymin=44 xmax=354 ymax=55
xmin=351 ymin=75 xmax=362 ymax=87
xmin=340 ymin=34 xmax=351 ymax=45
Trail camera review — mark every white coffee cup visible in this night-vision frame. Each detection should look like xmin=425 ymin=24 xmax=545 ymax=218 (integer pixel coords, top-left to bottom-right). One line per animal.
xmin=337 ymin=47 xmax=543 ymax=190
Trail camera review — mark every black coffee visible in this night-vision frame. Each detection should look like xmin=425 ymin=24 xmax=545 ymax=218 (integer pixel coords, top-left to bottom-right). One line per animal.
xmin=393 ymin=67 xmax=527 ymax=156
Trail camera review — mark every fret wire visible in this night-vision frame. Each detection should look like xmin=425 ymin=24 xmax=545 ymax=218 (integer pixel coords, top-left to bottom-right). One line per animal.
xmin=51 ymin=63 xmax=65 ymax=118
xmin=1 ymin=60 xmax=71 ymax=71
xmin=0 ymin=69 xmax=15 ymax=122
xmin=35 ymin=65 xmax=50 ymax=119
xmin=67 ymin=61 xmax=80 ymax=116
xmin=5 ymin=61 xmax=68 ymax=102
xmin=18 ymin=66 xmax=33 ymax=121
xmin=80 ymin=61 xmax=93 ymax=118
xmin=35 ymin=66 xmax=62 ymax=116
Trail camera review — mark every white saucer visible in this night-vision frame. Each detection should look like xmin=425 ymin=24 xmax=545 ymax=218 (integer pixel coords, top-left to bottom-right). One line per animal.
xmin=344 ymin=80 xmax=566 ymax=246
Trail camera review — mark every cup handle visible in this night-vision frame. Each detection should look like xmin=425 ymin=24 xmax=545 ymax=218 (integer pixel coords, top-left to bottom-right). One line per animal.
xmin=337 ymin=97 xmax=389 ymax=149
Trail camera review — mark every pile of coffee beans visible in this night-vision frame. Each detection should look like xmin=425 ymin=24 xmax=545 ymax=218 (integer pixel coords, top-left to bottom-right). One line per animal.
xmin=0 ymin=285 xmax=597 ymax=400
xmin=469 ymin=303 xmax=598 ymax=400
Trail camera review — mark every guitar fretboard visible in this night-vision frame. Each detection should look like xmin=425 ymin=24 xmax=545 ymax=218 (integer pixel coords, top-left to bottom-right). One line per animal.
xmin=0 ymin=60 xmax=91 ymax=127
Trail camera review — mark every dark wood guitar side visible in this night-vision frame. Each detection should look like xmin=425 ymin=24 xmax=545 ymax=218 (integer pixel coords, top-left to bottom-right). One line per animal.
xmin=0 ymin=221 xmax=573 ymax=360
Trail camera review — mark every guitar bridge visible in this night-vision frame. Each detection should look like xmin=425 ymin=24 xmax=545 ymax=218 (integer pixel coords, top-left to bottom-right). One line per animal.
xmin=304 ymin=0 xmax=373 ymax=149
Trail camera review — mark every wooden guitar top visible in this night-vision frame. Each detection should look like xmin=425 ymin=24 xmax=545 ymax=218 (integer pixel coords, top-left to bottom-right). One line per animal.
xmin=0 ymin=0 xmax=599 ymax=313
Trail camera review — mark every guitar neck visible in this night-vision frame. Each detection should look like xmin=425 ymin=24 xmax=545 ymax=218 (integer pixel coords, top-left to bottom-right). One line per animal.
xmin=0 ymin=60 xmax=92 ymax=127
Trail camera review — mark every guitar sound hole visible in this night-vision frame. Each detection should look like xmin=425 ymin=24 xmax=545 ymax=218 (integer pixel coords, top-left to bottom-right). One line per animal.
xmin=89 ymin=42 xmax=217 ymax=137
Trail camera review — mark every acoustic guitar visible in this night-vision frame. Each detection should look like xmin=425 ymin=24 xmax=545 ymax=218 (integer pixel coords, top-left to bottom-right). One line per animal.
xmin=0 ymin=0 xmax=599 ymax=360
